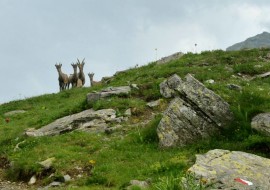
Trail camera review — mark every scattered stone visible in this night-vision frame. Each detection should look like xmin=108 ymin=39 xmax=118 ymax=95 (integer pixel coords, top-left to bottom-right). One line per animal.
xmin=205 ymin=79 xmax=215 ymax=84
xmin=25 ymin=109 xmax=122 ymax=137
xmin=4 ymin=110 xmax=26 ymax=117
xmin=105 ymin=124 xmax=123 ymax=134
xmin=227 ymin=84 xmax=242 ymax=91
xmin=28 ymin=175 xmax=37 ymax=185
xmin=38 ymin=157 xmax=56 ymax=169
xmin=146 ymin=99 xmax=161 ymax=108
xmin=251 ymin=113 xmax=270 ymax=136
xmin=124 ymin=108 xmax=132 ymax=116
xmin=156 ymin=51 xmax=184 ymax=65
xmin=188 ymin=149 xmax=270 ymax=190
xmin=130 ymin=84 xmax=139 ymax=90
xmin=256 ymin=71 xmax=270 ymax=79
xmin=64 ymin=174 xmax=71 ymax=182
xmin=127 ymin=179 xmax=150 ymax=189
xmin=87 ymin=86 xmax=131 ymax=103
xmin=158 ymin=74 xmax=233 ymax=147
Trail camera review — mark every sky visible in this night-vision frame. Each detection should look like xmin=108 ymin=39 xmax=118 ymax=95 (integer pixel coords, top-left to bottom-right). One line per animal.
xmin=1 ymin=0 xmax=270 ymax=104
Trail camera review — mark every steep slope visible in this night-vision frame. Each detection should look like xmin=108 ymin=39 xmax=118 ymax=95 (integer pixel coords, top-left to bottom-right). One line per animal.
xmin=0 ymin=49 xmax=270 ymax=189
xmin=226 ymin=31 xmax=270 ymax=51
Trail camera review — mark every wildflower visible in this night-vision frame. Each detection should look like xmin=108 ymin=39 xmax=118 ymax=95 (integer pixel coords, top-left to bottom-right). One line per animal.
xmin=5 ymin=118 xmax=10 ymax=123
xmin=89 ymin=160 xmax=96 ymax=165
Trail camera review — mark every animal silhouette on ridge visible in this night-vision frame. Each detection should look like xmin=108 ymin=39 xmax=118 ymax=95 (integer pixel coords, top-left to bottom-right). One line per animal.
xmin=55 ymin=63 xmax=69 ymax=91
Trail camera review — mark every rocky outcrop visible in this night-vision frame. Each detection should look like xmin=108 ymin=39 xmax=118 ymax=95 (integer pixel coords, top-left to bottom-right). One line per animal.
xmin=4 ymin=110 xmax=26 ymax=117
xmin=25 ymin=109 xmax=126 ymax=137
xmin=87 ymin=86 xmax=131 ymax=103
xmin=251 ymin=113 xmax=270 ymax=136
xmin=188 ymin=149 xmax=270 ymax=190
xmin=157 ymin=74 xmax=233 ymax=147
xmin=156 ymin=51 xmax=184 ymax=65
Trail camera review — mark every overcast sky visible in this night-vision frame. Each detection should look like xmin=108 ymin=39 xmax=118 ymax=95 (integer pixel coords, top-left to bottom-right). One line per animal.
xmin=1 ymin=0 xmax=270 ymax=104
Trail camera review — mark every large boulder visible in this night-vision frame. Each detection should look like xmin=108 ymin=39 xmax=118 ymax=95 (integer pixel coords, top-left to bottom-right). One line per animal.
xmin=157 ymin=74 xmax=233 ymax=147
xmin=87 ymin=86 xmax=131 ymax=103
xmin=25 ymin=109 xmax=123 ymax=137
xmin=188 ymin=149 xmax=270 ymax=190
xmin=251 ymin=113 xmax=270 ymax=136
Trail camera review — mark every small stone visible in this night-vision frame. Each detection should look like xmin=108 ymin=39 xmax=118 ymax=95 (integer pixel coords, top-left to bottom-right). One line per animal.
xmin=130 ymin=84 xmax=139 ymax=90
xmin=28 ymin=175 xmax=37 ymax=185
xmin=128 ymin=179 xmax=149 ymax=189
xmin=38 ymin=157 xmax=55 ymax=169
xmin=64 ymin=175 xmax=71 ymax=182
xmin=124 ymin=108 xmax=132 ymax=116
xmin=251 ymin=113 xmax=270 ymax=136
xmin=205 ymin=79 xmax=215 ymax=84
xmin=147 ymin=99 xmax=161 ymax=108
xmin=227 ymin=84 xmax=242 ymax=91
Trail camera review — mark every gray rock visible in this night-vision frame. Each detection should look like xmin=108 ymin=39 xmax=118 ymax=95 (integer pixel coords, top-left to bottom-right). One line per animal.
xmin=105 ymin=124 xmax=123 ymax=134
xmin=4 ymin=110 xmax=26 ymax=117
xmin=38 ymin=157 xmax=56 ymax=169
xmin=64 ymin=175 xmax=71 ymax=182
xmin=158 ymin=74 xmax=233 ymax=147
xmin=256 ymin=71 xmax=270 ymax=79
xmin=87 ymin=86 xmax=131 ymax=103
xmin=156 ymin=52 xmax=184 ymax=65
xmin=227 ymin=84 xmax=242 ymax=91
xmin=124 ymin=108 xmax=132 ymax=116
xmin=188 ymin=149 xmax=270 ymax=190
xmin=147 ymin=99 xmax=161 ymax=108
xmin=25 ymin=109 xmax=118 ymax=137
xmin=127 ymin=180 xmax=150 ymax=189
xmin=205 ymin=79 xmax=215 ymax=84
xmin=28 ymin=175 xmax=37 ymax=185
xmin=251 ymin=113 xmax=270 ymax=136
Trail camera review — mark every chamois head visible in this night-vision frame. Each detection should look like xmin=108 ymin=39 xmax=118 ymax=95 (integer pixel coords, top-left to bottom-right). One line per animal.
xmin=77 ymin=58 xmax=85 ymax=70
xmin=71 ymin=63 xmax=77 ymax=71
xmin=88 ymin=72 xmax=94 ymax=80
xmin=55 ymin=63 xmax=63 ymax=72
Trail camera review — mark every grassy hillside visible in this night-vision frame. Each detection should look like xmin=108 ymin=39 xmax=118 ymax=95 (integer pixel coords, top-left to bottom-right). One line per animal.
xmin=1 ymin=49 xmax=270 ymax=189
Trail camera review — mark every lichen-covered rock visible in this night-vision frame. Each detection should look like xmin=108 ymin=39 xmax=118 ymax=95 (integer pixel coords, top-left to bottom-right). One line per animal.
xmin=87 ymin=86 xmax=131 ymax=103
xmin=25 ymin=109 xmax=119 ymax=137
xmin=157 ymin=97 xmax=217 ymax=147
xmin=158 ymin=74 xmax=233 ymax=147
xmin=188 ymin=149 xmax=270 ymax=190
xmin=251 ymin=113 xmax=270 ymax=136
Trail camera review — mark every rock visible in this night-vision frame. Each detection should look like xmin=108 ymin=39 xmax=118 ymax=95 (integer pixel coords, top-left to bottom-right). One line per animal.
xmin=25 ymin=109 xmax=119 ymax=137
xmin=188 ymin=149 xmax=270 ymax=190
xmin=38 ymin=157 xmax=56 ymax=169
xmin=4 ymin=110 xmax=26 ymax=117
xmin=127 ymin=180 xmax=150 ymax=189
xmin=256 ymin=71 xmax=270 ymax=79
xmin=87 ymin=86 xmax=131 ymax=103
xmin=227 ymin=84 xmax=242 ymax=91
xmin=105 ymin=124 xmax=123 ymax=134
xmin=156 ymin=51 xmax=184 ymax=65
xmin=124 ymin=108 xmax=132 ymax=116
xmin=64 ymin=175 xmax=71 ymax=182
xmin=28 ymin=175 xmax=36 ymax=185
xmin=157 ymin=74 xmax=233 ymax=147
xmin=251 ymin=113 xmax=270 ymax=136
xmin=205 ymin=79 xmax=215 ymax=84
xmin=130 ymin=84 xmax=139 ymax=90
xmin=147 ymin=99 xmax=161 ymax=108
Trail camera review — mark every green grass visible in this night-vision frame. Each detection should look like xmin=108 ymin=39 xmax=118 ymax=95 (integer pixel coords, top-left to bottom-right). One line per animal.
xmin=1 ymin=48 xmax=270 ymax=189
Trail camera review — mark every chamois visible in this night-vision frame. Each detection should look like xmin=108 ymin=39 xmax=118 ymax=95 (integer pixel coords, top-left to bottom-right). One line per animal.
xmin=88 ymin=72 xmax=101 ymax=86
xmin=77 ymin=58 xmax=85 ymax=86
xmin=55 ymin=63 xmax=69 ymax=91
xmin=68 ymin=63 xmax=78 ymax=88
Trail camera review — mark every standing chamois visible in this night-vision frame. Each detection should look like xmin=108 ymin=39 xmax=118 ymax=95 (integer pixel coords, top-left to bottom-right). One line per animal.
xmin=77 ymin=58 xmax=85 ymax=86
xmin=68 ymin=63 xmax=78 ymax=88
xmin=55 ymin=63 xmax=69 ymax=91
xmin=88 ymin=72 xmax=101 ymax=86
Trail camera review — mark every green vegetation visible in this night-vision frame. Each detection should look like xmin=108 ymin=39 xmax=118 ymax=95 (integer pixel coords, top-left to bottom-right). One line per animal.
xmin=0 ymin=48 xmax=270 ymax=189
